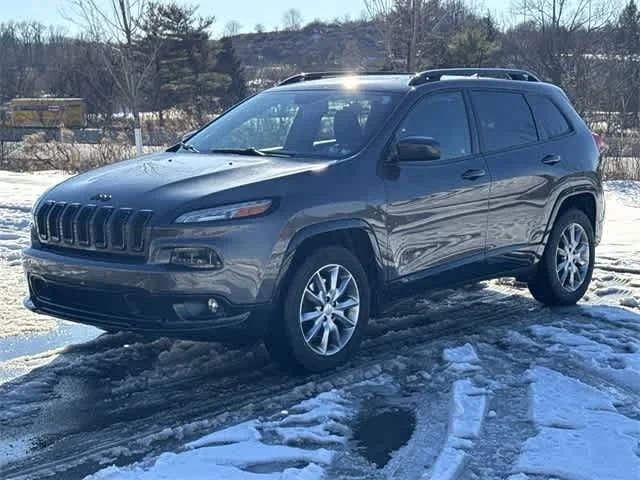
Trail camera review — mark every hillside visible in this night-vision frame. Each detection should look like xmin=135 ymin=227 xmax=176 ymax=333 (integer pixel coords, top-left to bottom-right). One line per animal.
xmin=231 ymin=21 xmax=385 ymax=84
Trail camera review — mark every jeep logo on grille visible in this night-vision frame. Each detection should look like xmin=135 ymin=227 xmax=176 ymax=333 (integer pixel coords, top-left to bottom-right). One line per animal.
xmin=90 ymin=193 xmax=112 ymax=202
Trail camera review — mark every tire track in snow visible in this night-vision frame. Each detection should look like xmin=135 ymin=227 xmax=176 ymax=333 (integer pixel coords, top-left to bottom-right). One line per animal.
xmin=2 ymin=290 xmax=534 ymax=480
xmin=85 ymin=391 xmax=351 ymax=480
xmin=421 ymin=344 xmax=487 ymax=480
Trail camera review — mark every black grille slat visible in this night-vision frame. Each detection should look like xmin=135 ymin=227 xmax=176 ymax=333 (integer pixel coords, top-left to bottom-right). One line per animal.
xmin=93 ymin=207 xmax=114 ymax=248
xmin=60 ymin=203 xmax=81 ymax=244
xmin=75 ymin=205 xmax=95 ymax=246
xmin=129 ymin=210 xmax=153 ymax=252
xmin=109 ymin=208 xmax=132 ymax=250
xmin=36 ymin=201 xmax=54 ymax=240
xmin=36 ymin=201 xmax=152 ymax=256
xmin=46 ymin=202 xmax=65 ymax=242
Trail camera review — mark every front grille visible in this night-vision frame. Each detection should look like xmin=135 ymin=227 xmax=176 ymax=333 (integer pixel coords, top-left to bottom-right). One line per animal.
xmin=35 ymin=201 xmax=153 ymax=256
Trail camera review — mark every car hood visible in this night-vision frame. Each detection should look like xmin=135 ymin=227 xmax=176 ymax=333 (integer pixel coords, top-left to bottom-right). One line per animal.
xmin=42 ymin=152 xmax=328 ymax=212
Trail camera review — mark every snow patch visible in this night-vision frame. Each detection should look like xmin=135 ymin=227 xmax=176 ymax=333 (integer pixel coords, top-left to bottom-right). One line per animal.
xmin=443 ymin=343 xmax=479 ymax=364
xmin=423 ymin=345 xmax=487 ymax=480
xmin=450 ymin=380 xmax=487 ymax=439
xmin=186 ymin=421 xmax=261 ymax=449
xmin=514 ymin=367 xmax=640 ymax=480
xmin=620 ymin=297 xmax=640 ymax=308
xmin=530 ymin=322 xmax=640 ymax=393
xmin=85 ymin=459 xmax=326 ymax=480
xmin=86 ymin=390 xmax=351 ymax=480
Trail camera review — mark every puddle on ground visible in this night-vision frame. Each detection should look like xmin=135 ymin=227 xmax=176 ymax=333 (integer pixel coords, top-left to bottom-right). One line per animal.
xmin=0 ymin=320 xmax=101 ymax=365
xmin=353 ymin=407 xmax=416 ymax=468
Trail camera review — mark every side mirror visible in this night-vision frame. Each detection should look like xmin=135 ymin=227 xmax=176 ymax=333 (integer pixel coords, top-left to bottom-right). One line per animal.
xmin=396 ymin=136 xmax=441 ymax=162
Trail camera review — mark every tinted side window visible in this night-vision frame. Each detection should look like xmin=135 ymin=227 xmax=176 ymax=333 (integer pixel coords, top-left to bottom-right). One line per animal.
xmin=528 ymin=95 xmax=571 ymax=139
xmin=472 ymin=91 xmax=538 ymax=151
xmin=397 ymin=91 xmax=471 ymax=160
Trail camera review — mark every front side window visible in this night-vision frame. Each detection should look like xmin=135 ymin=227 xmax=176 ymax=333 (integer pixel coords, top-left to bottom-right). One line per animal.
xmin=396 ymin=91 xmax=471 ymax=160
xmin=471 ymin=91 xmax=538 ymax=151
xmin=185 ymin=90 xmax=400 ymax=159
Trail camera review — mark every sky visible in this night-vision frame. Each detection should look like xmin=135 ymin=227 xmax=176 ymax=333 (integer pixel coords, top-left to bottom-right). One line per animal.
xmin=0 ymin=0 xmax=511 ymax=37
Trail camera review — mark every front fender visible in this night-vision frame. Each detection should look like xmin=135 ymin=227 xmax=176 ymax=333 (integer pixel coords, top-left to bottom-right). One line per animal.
xmin=270 ymin=218 xmax=386 ymax=303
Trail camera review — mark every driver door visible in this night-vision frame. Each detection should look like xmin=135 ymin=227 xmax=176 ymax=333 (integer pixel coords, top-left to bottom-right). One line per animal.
xmin=383 ymin=90 xmax=490 ymax=288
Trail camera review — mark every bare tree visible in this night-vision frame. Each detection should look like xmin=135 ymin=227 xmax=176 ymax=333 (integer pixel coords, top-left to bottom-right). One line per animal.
xmin=365 ymin=1 xmax=461 ymax=71
xmin=510 ymin=0 xmax=615 ymax=84
xmin=64 ymin=0 xmax=161 ymax=154
xmin=364 ymin=0 xmax=397 ymax=66
xmin=223 ymin=20 xmax=242 ymax=37
xmin=254 ymin=23 xmax=265 ymax=33
xmin=282 ymin=8 xmax=303 ymax=31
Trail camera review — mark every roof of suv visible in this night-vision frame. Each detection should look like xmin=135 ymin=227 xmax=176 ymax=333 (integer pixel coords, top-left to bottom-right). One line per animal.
xmin=274 ymin=74 xmax=416 ymax=92
xmin=271 ymin=69 xmax=563 ymax=97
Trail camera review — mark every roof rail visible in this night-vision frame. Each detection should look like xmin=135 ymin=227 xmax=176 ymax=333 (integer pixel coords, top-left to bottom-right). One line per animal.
xmin=409 ymin=68 xmax=540 ymax=86
xmin=279 ymin=71 xmax=413 ymax=86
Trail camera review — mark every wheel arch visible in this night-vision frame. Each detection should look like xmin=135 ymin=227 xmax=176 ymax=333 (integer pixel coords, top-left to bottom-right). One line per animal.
xmin=274 ymin=219 xmax=386 ymax=314
xmin=541 ymin=187 xmax=599 ymax=251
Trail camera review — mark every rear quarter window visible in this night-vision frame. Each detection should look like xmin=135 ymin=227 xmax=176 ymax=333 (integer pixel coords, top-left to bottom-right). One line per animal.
xmin=527 ymin=95 xmax=572 ymax=139
xmin=471 ymin=91 xmax=538 ymax=152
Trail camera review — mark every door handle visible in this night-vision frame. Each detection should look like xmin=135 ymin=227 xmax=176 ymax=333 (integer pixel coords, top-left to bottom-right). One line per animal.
xmin=542 ymin=154 xmax=561 ymax=165
xmin=461 ymin=169 xmax=486 ymax=180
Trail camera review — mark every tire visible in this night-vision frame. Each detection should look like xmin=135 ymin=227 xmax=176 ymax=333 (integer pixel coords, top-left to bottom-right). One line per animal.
xmin=264 ymin=246 xmax=370 ymax=372
xmin=528 ymin=208 xmax=595 ymax=306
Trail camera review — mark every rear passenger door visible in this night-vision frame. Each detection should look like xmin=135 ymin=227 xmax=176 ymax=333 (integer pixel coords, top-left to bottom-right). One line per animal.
xmin=470 ymin=90 xmax=570 ymax=270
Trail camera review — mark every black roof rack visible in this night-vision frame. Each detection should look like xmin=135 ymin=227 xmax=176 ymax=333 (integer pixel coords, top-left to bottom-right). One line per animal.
xmin=279 ymin=71 xmax=413 ymax=86
xmin=409 ymin=68 xmax=540 ymax=86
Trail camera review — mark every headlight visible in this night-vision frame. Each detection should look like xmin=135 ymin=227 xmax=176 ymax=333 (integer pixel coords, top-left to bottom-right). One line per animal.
xmin=174 ymin=199 xmax=273 ymax=224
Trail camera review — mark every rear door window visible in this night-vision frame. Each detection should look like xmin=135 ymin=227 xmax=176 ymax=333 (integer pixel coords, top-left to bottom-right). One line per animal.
xmin=527 ymin=95 xmax=572 ymax=139
xmin=471 ymin=91 xmax=538 ymax=151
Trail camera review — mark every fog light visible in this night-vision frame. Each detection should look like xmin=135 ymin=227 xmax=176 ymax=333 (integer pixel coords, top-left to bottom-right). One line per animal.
xmin=208 ymin=298 xmax=219 ymax=313
xmin=169 ymin=247 xmax=223 ymax=269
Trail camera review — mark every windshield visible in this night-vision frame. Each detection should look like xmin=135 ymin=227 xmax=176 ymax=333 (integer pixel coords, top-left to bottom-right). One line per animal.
xmin=184 ymin=89 xmax=401 ymax=159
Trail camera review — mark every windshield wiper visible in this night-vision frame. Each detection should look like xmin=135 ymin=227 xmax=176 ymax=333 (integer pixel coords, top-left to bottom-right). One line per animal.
xmin=210 ymin=148 xmax=294 ymax=157
xmin=180 ymin=141 xmax=200 ymax=153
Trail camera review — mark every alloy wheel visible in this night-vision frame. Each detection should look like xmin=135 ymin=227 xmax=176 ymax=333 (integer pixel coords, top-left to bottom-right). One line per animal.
xmin=298 ymin=264 xmax=360 ymax=356
xmin=556 ymin=222 xmax=590 ymax=292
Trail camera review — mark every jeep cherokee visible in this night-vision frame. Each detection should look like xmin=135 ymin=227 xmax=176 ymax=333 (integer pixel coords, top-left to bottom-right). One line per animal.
xmin=23 ymin=68 xmax=605 ymax=371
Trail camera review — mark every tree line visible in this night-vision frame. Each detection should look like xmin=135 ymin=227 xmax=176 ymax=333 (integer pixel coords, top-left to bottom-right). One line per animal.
xmin=0 ymin=0 xmax=247 ymax=136
xmin=363 ymin=0 xmax=640 ymax=133
xmin=2 ymin=0 xmax=640 ymax=140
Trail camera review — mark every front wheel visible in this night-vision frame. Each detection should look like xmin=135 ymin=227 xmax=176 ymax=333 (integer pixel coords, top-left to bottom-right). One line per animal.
xmin=528 ymin=208 xmax=595 ymax=306
xmin=265 ymin=246 xmax=370 ymax=372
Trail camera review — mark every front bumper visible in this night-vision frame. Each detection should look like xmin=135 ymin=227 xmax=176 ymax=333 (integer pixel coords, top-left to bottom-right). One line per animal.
xmin=22 ymin=247 xmax=274 ymax=340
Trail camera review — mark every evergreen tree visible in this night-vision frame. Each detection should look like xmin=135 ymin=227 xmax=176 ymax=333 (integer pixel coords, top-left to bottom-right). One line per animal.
xmin=617 ymin=0 xmax=640 ymax=51
xmin=445 ymin=12 xmax=500 ymax=68
xmin=217 ymin=37 xmax=248 ymax=109
xmin=484 ymin=11 xmax=498 ymax=44
xmin=446 ymin=25 xmax=498 ymax=67
xmin=142 ymin=2 xmax=223 ymax=122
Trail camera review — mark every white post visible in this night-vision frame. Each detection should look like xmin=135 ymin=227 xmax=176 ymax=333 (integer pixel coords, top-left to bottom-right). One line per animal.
xmin=134 ymin=127 xmax=143 ymax=156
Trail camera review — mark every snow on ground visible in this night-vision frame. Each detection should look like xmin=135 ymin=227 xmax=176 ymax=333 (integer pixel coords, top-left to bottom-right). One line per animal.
xmin=85 ymin=391 xmax=349 ymax=480
xmin=514 ymin=367 xmax=640 ymax=479
xmin=598 ymin=181 xmax=640 ymax=273
xmin=0 ymin=170 xmax=69 ymax=339
xmin=0 ymin=173 xmax=639 ymax=480
xmin=0 ymin=170 xmax=68 ymax=266
xmin=424 ymin=345 xmax=487 ymax=480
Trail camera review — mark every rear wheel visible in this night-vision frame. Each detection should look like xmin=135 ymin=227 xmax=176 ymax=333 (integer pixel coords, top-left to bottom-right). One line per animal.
xmin=528 ymin=209 xmax=595 ymax=306
xmin=265 ymin=246 xmax=370 ymax=372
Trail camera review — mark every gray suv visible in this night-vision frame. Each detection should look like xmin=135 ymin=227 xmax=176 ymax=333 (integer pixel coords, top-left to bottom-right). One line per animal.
xmin=23 ymin=69 xmax=604 ymax=371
